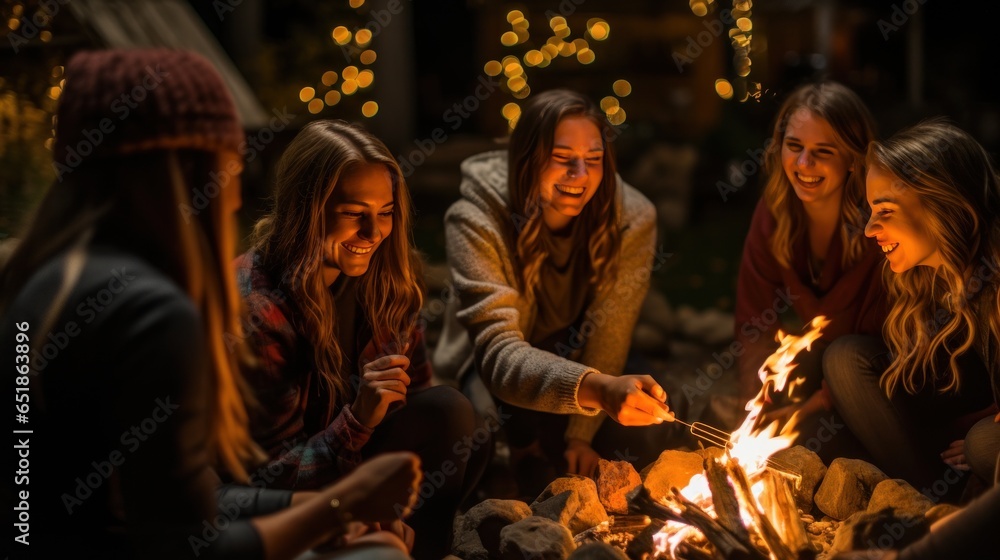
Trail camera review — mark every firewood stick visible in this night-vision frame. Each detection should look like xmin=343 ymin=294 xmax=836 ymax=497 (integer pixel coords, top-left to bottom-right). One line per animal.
xmin=759 ymin=470 xmax=815 ymax=559
xmin=705 ymin=457 xmax=752 ymax=546
xmin=669 ymin=488 xmax=766 ymax=560
xmin=727 ymin=461 xmax=799 ymax=560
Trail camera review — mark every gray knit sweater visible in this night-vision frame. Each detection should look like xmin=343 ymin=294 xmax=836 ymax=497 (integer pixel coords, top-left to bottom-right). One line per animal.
xmin=431 ymin=150 xmax=657 ymax=444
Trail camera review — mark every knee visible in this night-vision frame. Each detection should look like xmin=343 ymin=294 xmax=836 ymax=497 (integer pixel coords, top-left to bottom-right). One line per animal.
xmin=414 ymin=385 xmax=478 ymax=436
xmin=823 ymin=335 xmax=884 ymax=389
xmin=964 ymin=418 xmax=1000 ymax=482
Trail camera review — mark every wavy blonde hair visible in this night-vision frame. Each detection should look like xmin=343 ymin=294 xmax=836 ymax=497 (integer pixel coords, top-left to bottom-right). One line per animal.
xmin=870 ymin=120 xmax=1000 ymax=396
xmin=507 ymin=89 xmax=622 ymax=301
xmin=250 ymin=120 xmax=423 ymax=409
xmin=763 ymin=82 xmax=876 ymax=269
xmin=0 ymin=150 xmax=264 ymax=481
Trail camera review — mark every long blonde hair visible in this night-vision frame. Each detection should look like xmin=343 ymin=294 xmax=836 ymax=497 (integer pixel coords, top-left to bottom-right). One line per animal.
xmin=507 ymin=89 xmax=622 ymax=301
xmin=763 ymin=82 xmax=876 ymax=269
xmin=870 ymin=120 xmax=1000 ymax=396
xmin=250 ymin=120 xmax=423 ymax=409
xmin=0 ymin=150 xmax=264 ymax=481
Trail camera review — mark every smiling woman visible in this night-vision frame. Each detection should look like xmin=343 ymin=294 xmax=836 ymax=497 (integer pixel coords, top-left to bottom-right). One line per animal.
xmin=234 ymin=120 xmax=485 ymax=559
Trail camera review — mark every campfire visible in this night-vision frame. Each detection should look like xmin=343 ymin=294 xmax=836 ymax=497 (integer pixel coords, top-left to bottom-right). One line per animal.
xmin=629 ymin=316 xmax=830 ymax=560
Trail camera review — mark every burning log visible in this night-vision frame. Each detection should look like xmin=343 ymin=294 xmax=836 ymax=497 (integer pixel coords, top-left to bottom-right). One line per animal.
xmin=758 ymin=469 xmax=815 ymax=559
xmin=704 ymin=458 xmax=751 ymax=546
xmin=668 ymin=488 xmax=767 ymax=560
xmin=727 ymin=461 xmax=798 ymax=560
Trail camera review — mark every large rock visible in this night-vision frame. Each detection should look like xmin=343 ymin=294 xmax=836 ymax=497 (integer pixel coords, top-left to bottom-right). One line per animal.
xmin=814 ymin=458 xmax=888 ymax=520
xmin=595 ymin=459 xmax=642 ymax=514
xmin=640 ymin=449 xmax=704 ymax=501
xmin=568 ymin=542 xmax=628 ymax=559
xmin=533 ymin=477 xmax=609 ymax=535
xmin=532 ymin=490 xmax=580 ymax=527
xmin=500 ymin=516 xmax=575 ymax=560
xmin=867 ymin=479 xmax=935 ymax=518
xmin=829 ymin=509 xmax=928 ymax=556
xmin=453 ymin=498 xmax=532 ymax=560
xmin=770 ymin=445 xmax=827 ymax=511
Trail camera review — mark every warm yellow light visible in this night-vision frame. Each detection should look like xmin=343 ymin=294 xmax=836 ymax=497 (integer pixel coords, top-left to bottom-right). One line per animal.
xmin=342 ymin=80 xmax=359 ymax=95
xmin=503 ymin=61 xmax=522 ymax=77
xmin=8 ymin=18 xmax=19 ymax=30
xmin=332 ymin=26 xmax=352 ymax=46
xmin=524 ymin=50 xmax=543 ymax=67
xmin=600 ymin=96 xmax=619 ymax=112
xmin=360 ymin=49 xmax=377 ymax=65
xmin=576 ymin=49 xmax=595 ymax=64
xmin=690 ymin=0 xmax=708 ymax=17
xmin=510 ymin=16 xmax=526 ymax=27
xmin=52 ymin=66 xmax=63 ymax=78
xmin=308 ymin=99 xmax=324 ymax=114
xmin=549 ymin=16 xmax=566 ymax=29
xmin=589 ymin=22 xmax=610 ymax=41
xmin=553 ymin=24 xmax=570 ymax=39
xmin=512 ymin=86 xmax=530 ymax=100
xmin=613 ymin=79 xmax=632 ymax=97
xmin=506 ymin=10 xmax=524 ymax=23
xmin=572 ymin=38 xmax=589 ymax=51
xmin=541 ymin=44 xmax=559 ymax=59
xmin=349 ymin=0 xmax=365 ymax=7
xmin=362 ymin=101 xmax=379 ymax=117
xmin=507 ymin=76 xmax=527 ymax=93
xmin=342 ymin=65 xmax=359 ymax=80
xmin=357 ymin=69 xmax=374 ymax=88
xmin=325 ymin=90 xmax=342 ymax=106
xmin=299 ymin=87 xmax=316 ymax=102
xmin=322 ymin=71 xmax=339 ymax=86
xmin=715 ymin=79 xmax=734 ymax=100
xmin=558 ymin=41 xmax=575 ymax=57
xmin=484 ymin=60 xmax=502 ymax=76
xmin=47 ymin=86 xmax=61 ymax=100
xmin=502 ymin=102 xmax=520 ymax=120
xmin=355 ymin=28 xmax=372 ymax=47
xmin=40 ymin=30 xmax=51 ymax=42
xmin=737 ymin=17 xmax=752 ymax=32
xmin=515 ymin=28 xmax=529 ymax=43
xmin=501 ymin=31 xmax=518 ymax=46
xmin=607 ymin=107 xmax=626 ymax=125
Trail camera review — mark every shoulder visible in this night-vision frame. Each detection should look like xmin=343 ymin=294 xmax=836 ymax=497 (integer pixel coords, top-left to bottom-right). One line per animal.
xmin=234 ymin=251 xmax=295 ymax=335
xmin=459 ymin=150 xmax=509 ymax=187
xmin=620 ymin=181 xmax=656 ymax=228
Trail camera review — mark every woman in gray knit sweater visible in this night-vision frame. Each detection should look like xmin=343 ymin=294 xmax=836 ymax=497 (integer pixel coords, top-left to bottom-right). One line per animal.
xmin=433 ymin=89 xmax=676 ymax=484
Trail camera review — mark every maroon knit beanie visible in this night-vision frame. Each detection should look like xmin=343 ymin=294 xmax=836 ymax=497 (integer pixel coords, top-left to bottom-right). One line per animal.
xmin=54 ymin=48 xmax=243 ymax=167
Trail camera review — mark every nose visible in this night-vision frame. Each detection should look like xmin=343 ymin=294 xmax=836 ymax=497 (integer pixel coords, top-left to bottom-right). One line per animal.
xmin=358 ymin=215 xmax=383 ymax=244
xmin=864 ymin=213 xmax=880 ymax=238
xmin=566 ymin=158 xmax=586 ymax=179
xmin=797 ymin=150 xmax=814 ymax=168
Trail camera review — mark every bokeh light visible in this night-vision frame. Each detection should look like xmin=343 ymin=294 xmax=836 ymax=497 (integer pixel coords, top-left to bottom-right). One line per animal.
xmin=362 ymin=101 xmax=379 ymax=117
xmin=612 ymin=79 xmax=632 ymax=97
xmin=299 ymin=87 xmax=315 ymax=102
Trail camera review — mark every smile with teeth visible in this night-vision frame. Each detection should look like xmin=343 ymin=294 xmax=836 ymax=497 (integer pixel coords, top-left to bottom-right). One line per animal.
xmin=342 ymin=243 xmax=373 ymax=255
xmin=555 ymin=183 xmax=585 ymax=196
xmin=795 ymin=172 xmax=823 ymax=184
xmin=881 ymin=243 xmax=898 ymax=254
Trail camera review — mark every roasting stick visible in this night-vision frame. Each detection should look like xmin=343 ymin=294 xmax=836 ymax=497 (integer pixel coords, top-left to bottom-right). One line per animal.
xmin=671 ymin=418 xmax=795 ymax=474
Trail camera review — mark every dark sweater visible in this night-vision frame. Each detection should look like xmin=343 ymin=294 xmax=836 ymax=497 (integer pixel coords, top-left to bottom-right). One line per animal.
xmin=735 ymin=199 xmax=888 ymax=400
xmin=2 ymin=245 xmax=286 ymax=559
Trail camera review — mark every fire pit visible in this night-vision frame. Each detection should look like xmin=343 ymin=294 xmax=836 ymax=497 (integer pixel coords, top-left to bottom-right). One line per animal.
xmin=451 ymin=316 xmax=942 ymax=559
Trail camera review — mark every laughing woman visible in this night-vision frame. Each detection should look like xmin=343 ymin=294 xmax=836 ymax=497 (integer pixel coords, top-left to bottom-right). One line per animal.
xmin=236 ymin=120 xmax=484 ymax=559
xmin=433 ymin=89 xmax=675 ymax=487
xmin=825 ymin=120 xmax=1000 ymax=488
xmin=734 ymin=82 xmax=886 ymax=443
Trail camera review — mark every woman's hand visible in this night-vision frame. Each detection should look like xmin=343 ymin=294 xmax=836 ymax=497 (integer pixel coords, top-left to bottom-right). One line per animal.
xmin=581 ymin=373 xmax=674 ymax=426
xmin=564 ymin=438 xmax=601 ymax=478
xmin=324 ymin=451 xmax=422 ymax=525
xmin=940 ymin=439 xmax=970 ymax=471
xmin=353 ymin=354 xmax=411 ymax=428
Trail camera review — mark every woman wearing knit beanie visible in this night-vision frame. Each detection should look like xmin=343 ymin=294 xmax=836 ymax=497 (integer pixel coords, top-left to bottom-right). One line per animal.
xmin=0 ymin=49 xmax=419 ymax=560
xmin=236 ymin=119 xmax=487 ymax=560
